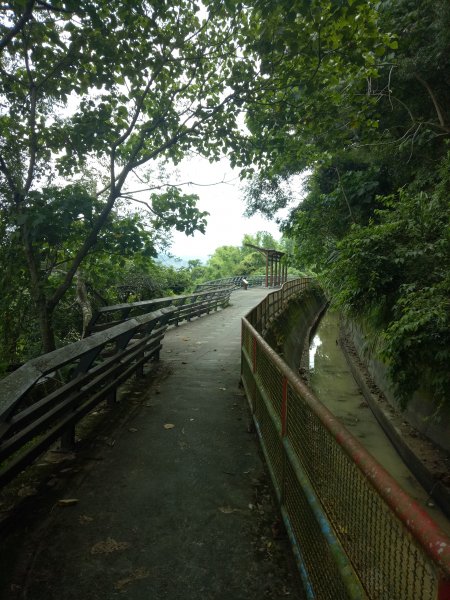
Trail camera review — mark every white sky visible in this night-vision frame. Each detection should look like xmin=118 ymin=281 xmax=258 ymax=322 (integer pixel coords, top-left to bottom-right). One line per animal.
xmin=58 ymin=79 xmax=300 ymax=265
xmin=156 ymin=155 xmax=304 ymax=263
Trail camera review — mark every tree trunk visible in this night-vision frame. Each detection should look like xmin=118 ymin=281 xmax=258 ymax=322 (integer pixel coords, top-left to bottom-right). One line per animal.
xmin=75 ymin=270 xmax=93 ymax=338
xmin=21 ymin=221 xmax=56 ymax=354
xmin=37 ymin=297 xmax=56 ymax=354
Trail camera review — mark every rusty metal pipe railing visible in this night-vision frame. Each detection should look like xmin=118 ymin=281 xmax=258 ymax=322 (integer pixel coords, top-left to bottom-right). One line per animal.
xmin=241 ymin=278 xmax=450 ymax=599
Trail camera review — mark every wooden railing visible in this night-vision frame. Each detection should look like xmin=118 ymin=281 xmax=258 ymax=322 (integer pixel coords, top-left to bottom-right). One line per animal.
xmin=194 ymin=276 xmax=244 ymax=291
xmin=87 ymin=287 xmax=232 ymax=333
xmin=0 ymin=288 xmax=232 ymax=489
xmin=194 ymin=274 xmax=299 ymax=292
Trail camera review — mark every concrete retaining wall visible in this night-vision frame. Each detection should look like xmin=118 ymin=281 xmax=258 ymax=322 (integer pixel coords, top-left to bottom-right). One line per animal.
xmin=265 ymin=287 xmax=327 ymax=372
xmin=265 ymin=288 xmax=450 ymax=454
xmin=347 ymin=320 xmax=450 ymax=454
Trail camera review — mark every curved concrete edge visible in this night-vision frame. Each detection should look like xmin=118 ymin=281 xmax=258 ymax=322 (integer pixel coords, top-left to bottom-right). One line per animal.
xmin=299 ymin=300 xmax=329 ymax=375
xmin=264 ymin=288 xmax=328 ymax=373
xmin=338 ymin=326 xmax=450 ymax=519
xmin=265 ymin=290 xmax=450 ymax=519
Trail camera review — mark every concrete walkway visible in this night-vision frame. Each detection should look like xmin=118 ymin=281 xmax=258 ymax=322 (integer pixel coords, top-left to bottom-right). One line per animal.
xmin=2 ymin=289 xmax=304 ymax=600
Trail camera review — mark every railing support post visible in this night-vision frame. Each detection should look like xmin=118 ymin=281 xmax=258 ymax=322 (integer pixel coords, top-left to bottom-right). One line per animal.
xmin=136 ymin=360 xmax=144 ymax=378
xmin=281 ymin=377 xmax=288 ymax=436
xmin=106 ymin=388 xmax=117 ymax=407
xmin=60 ymin=425 xmax=76 ymax=451
xmin=281 ymin=376 xmax=288 ymax=503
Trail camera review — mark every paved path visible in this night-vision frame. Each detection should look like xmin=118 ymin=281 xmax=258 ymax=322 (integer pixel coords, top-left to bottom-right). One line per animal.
xmin=3 ymin=289 xmax=304 ymax=600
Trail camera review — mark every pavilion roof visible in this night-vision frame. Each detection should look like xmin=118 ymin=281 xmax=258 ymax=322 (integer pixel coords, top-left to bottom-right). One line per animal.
xmin=244 ymin=243 xmax=285 ymax=259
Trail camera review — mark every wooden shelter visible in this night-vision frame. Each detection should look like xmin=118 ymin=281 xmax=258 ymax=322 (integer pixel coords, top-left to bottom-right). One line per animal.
xmin=244 ymin=244 xmax=287 ymax=287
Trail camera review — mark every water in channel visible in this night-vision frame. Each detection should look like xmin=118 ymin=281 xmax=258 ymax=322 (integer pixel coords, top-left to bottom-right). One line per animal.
xmin=308 ymin=309 xmax=450 ymax=536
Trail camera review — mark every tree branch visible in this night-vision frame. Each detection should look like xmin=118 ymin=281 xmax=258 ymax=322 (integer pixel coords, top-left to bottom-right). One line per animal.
xmin=123 ymin=176 xmax=237 ymax=196
xmin=335 ymin=167 xmax=355 ymax=224
xmin=48 ymin=191 xmax=119 ymax=311
xmin=414 ymin=73 xmax=450 ymax=133
xmin=22 ymin=33 xmax=38 ymax=195
xmin=0 ymin=153 xmax=18 ymax=194
xmin=112 ymin=63 xmax=167 ymax=151
xmin=0 ymin=0 xmax=35 ymax=53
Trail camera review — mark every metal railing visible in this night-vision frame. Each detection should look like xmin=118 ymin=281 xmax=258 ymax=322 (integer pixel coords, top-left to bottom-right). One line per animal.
xmin=241 ymin=278 xmax=450 ymax=599
xmin=0 ymin=289 xmax=232 ymax=489
xmin=245 ymin=277 xmax=313 ymax=334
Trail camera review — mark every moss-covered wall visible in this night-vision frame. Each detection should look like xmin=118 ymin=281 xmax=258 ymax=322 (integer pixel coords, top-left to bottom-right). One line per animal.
xmin=265 ymin=287 xmax=327 ymax=371
xmin=347 ymin=321 xmax=450 ymax=454
xmin=265 ymin=286 xmax=450 ymax=453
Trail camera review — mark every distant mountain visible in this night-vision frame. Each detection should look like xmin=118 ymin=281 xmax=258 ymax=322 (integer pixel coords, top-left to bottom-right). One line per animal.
xmin=157 ymin=254 xmax=208 ymax=267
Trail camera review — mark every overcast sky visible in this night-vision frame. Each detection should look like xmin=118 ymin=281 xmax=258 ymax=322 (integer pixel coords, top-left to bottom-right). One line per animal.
xmin=154 ymin=155 xmax=304 ymax=263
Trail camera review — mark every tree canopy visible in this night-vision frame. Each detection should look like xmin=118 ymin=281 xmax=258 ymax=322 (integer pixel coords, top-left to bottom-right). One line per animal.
xmin=0 ymin=0 xmax=253 ymax=352
xmin=199 ymin=231 xmax=282 ymax=281
xmin=1 ymin=0 xmax=449 ymax=413
xmin=242 ymin=0 xmax=450 ymax=409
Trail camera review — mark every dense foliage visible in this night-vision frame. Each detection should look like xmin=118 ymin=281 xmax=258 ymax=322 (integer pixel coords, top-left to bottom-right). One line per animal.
xmin=0 ymin=0 xmax=251 ymax=353
xmin=0 ymin=200 xmax=193 ymax=372
xmin=1 ymin=0 xmax=448 ymax=412
xmin=200 ymin=232 xmax=282 ymax=281
xmin=243 ymin=0 xmax=450 ymax=409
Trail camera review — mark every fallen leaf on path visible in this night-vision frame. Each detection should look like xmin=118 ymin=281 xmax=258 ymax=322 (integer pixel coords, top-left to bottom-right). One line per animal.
xmin=90 ymin=537 xmax=130 ymax=555
xmin=47 ymin=450 xmax=76 ymax=463
xmin=164 ymin=423 xmax=175 ymax=429
xmin=114 ymin=568 xmax=150 ymax=591
xmin=337 ymin=524 xmax=349 ymax=535
xmin=57 ymin=498 xmax=79 ymax=507
xmin=218 ymin=506 xmax=240 ymax=514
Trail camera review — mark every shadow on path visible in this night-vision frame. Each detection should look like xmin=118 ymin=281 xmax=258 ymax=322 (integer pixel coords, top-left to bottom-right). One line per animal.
xmin=1 ymin=289 xmax=304 ymax=600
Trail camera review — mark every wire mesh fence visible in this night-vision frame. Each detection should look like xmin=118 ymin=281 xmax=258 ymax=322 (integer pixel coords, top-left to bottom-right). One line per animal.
xmin=241 ymin=279 xmax=450 ymax=600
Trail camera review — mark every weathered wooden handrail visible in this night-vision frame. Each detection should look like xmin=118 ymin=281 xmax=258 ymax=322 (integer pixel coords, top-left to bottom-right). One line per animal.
xmin=0 ymin=287 xmax=232 ymax=489
xmin=0 ymin=307 xmax=174 ymax=488
xmin=87 ymin=287 xmax=232 ymax=333
xmin=194 ymin=274 xmax=299 ymax=292
xmin=194 ymin=276 xmax=244 ymax=291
